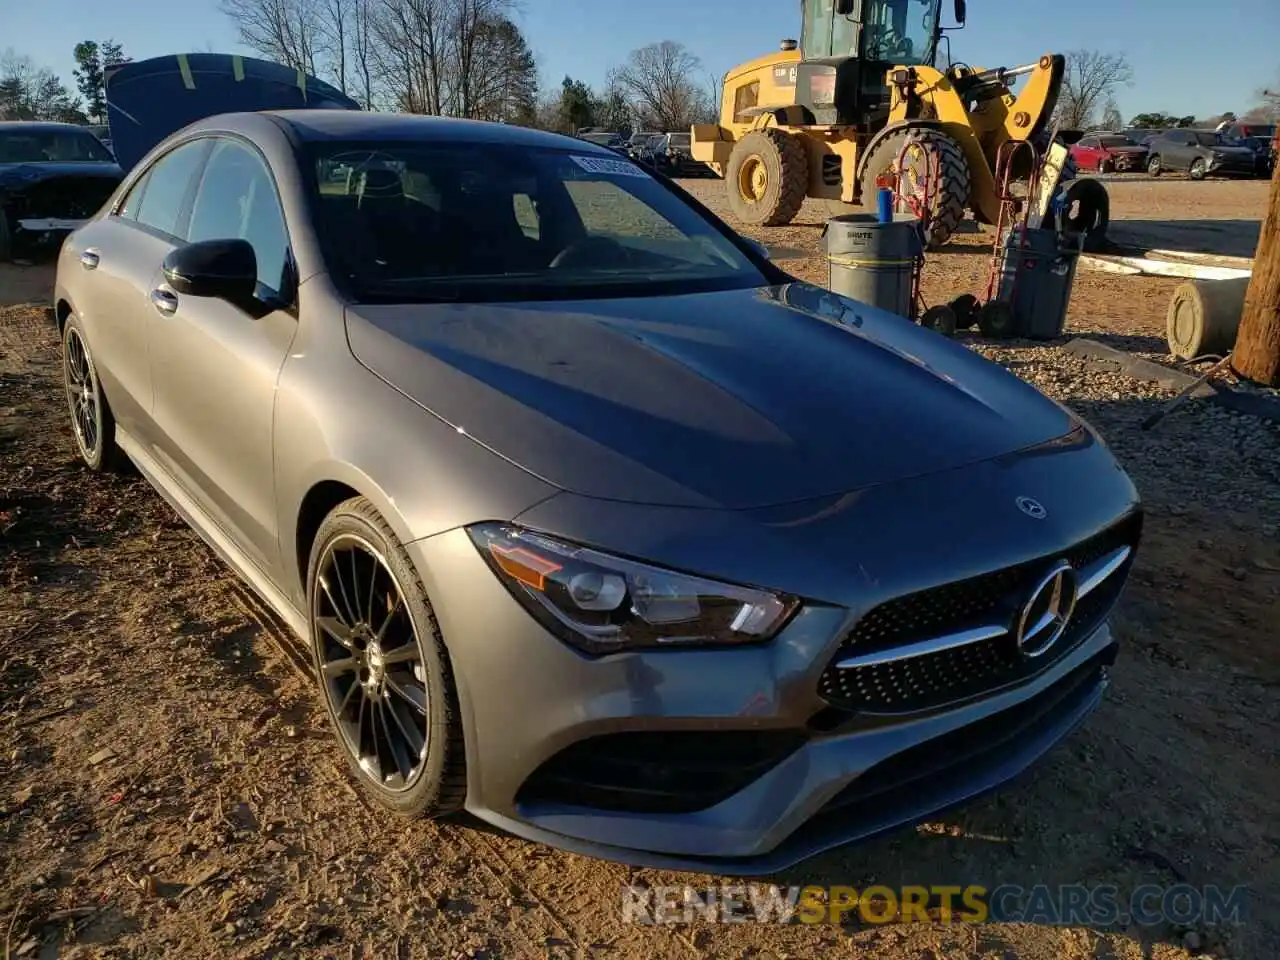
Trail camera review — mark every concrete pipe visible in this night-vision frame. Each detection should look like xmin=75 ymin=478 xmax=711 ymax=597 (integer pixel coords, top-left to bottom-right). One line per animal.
xmin=1166 ymin=277 xmax=1251 ymax=360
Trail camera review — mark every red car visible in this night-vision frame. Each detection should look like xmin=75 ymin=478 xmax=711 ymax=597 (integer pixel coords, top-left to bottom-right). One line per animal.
xmin=1069 ymin=133 xmax=1149 ymax=173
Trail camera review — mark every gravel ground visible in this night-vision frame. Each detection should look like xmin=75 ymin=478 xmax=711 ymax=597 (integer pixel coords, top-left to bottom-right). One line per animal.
xmin=2 ymin=172 xmax=1279 ymax=960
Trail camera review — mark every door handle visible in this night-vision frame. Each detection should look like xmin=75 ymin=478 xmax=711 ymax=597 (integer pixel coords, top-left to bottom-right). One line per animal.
xmin=150 ymin=287 xmax=179 ymax=316
xmin=79 ymin=249 xmax=100 ymax=269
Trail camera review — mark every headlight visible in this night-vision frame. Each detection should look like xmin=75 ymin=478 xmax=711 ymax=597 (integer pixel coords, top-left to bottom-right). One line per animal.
xmin=467 ymin=522 xmax=799 ymax=655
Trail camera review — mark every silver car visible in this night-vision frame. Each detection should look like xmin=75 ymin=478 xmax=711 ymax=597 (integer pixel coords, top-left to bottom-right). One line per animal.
xmin=55 ymin=110 xmax=1142 ymax=872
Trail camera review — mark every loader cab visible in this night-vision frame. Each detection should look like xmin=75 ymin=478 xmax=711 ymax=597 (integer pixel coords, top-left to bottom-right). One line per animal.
xmin=796 ymin=0 xmax=946 ymax=126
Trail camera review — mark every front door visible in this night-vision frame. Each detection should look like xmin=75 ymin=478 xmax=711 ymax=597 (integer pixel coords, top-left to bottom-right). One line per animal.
xmin=147 ymin=136 xmax=298 ymax=577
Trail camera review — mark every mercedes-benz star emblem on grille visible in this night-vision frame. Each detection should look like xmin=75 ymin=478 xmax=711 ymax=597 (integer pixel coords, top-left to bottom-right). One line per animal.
xmin=1016 ymin=496 xmax=1047 ymax=519
xmin=1015 ymin=560 xmax=1078 ymax=659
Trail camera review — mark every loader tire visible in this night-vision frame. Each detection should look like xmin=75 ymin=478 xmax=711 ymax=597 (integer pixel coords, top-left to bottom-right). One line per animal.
xmin=726 ymin=129 xmax=809 ymax=227
xmin=860 ymin=128 xmax=970 ymax=249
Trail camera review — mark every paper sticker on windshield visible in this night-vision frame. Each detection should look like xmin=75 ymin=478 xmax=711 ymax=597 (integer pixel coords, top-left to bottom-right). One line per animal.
xmin=569 ymin=155 xmax=650 ymax=178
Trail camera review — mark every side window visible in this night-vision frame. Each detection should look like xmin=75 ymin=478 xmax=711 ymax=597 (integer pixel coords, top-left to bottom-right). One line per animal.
xmin=115 ymin=170 xmax=150 ymax=220
xmin=1078 ymin=137 xmax=1096 ymax=148
xmin=134 ymin=140 xmax=208 ymax=238
xmin=565 ymin=179 xmax=683 ymax=244
xmin=187 ymin=139 xmax=290 ymax=297
xmin=733 ymin=82 xmax=760 ymax=123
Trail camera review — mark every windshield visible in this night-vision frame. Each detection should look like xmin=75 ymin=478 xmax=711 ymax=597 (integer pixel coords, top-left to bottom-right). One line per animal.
xmin=310 ymin=141 xmax=768 ymax=303
xmin=1098 ymin=136 xmax=1135 ymax=148
xmin=1194 ymin=131 xmax=1226 ymax=147
xmin=0 ymin=129 xmax=115 ymax=164
xmin=863 ymin=0 xmax=938 ymax=64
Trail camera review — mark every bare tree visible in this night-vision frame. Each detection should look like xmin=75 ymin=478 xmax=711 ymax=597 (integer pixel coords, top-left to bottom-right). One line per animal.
xmin=317 ymin=0 xmax=348 ymax=92
xmin=220 ymin=0 xmax=320 ymax=75
xmin=373 ymin=0 xmax=451 ymax=114
xmin=1055 ymin=50 xmax=1133 ymax=129
xmin=349 ymin=0 xmax=378 ymax=107
xmin=610 ymin=41 xmax=712 ymax=131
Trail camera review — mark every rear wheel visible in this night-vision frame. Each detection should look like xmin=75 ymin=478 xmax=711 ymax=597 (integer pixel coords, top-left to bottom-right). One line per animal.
xmin=859 ymin=128 xmax=970 ymax=249
xmin=307 ymin=497 xmax=467 ymax=818
xmin=725 ymin=129 xmax=808 ymax=226
xmin=1189 ymin=158 xmax=1207 ymax=181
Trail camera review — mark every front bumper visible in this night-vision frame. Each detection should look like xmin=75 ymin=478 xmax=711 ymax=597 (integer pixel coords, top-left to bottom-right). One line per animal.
xmin=409 ymin=435 xmax=1139 ymax=871
xmin=1208 ymin=157 xmax=1257 ymax=176
xmin=1110 ymin=153 xmax=1145 ymax=171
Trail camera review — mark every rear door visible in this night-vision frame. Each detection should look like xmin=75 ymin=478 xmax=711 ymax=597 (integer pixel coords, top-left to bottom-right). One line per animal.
xmin=146 ymin=135 xmax=298 ymax=576
xmin=64 ymin=138 xmax=209 ymax=440
xmin=1166 ymin=131 xmax=1195 ymax=169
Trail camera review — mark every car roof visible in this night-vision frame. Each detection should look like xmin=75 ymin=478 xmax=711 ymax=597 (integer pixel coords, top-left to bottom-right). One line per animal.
xmin=252 ymin=110 xmax=613 ymax=154
xmin=0 ymin=121 xmax=100 ymax=134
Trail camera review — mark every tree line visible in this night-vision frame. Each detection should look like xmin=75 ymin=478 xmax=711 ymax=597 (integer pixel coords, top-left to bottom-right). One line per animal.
xmin=219 ymin=0 xmax=716 ymax=133
xmin=1054 ymin=49 xmax=1279 ymax=131
xmin=0 ymin=41 xmax=131 ymax=124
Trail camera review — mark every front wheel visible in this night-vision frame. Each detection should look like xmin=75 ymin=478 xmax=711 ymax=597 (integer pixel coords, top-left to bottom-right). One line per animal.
xmin=307 ymin=497 xmax=467 ymax=818
xmin=725 ymin=129 xmax=808 ymax=226
xmin=859 ymin=128 xmax=971 ymax=249
xmin=1147 ymin=154 xmax=1162 ymax=176
xmin=61 ymin=314 xmax=128 ymax=473
xmin=1189 ymin=158 xmax=1207 ymax=181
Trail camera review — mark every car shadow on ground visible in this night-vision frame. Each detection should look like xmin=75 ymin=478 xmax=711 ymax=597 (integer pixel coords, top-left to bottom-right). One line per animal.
xmin=1107 ymin=219 xmax=1260 ymax=258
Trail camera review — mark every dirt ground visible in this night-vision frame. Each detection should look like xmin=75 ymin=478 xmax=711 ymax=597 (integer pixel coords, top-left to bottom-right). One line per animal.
xmin=2 ymin=175 xmax=1278 ymax=960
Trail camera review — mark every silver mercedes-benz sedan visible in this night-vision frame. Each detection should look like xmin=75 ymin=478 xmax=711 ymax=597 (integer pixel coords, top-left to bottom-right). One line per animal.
xmin=54 ymin=110 xmax=1141 ymax=872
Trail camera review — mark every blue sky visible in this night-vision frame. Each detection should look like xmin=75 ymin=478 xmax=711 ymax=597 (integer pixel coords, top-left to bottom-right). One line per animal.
xmin=5 ymin=0 xmax=1278 ymax=121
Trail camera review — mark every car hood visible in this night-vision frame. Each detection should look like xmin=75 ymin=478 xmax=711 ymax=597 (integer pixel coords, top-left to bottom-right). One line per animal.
xmin=344 ymin=283 xmax=1076 ymax=509
xmin=0 ymin=162 xmax=123 ymax=192
xmin=1105 ymin=146 xmax=1147 ymax=154
xmin=104 ymin=53 xmax=361 ymax=170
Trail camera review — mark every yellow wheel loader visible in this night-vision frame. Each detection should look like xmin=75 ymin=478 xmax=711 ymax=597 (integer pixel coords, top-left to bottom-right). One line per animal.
xmin=691 ymin=0 xmax=1096 ymax=248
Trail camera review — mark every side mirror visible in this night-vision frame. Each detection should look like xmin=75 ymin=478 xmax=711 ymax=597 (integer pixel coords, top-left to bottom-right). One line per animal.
xmin=744 ymin=237 xmax=771 ymax=261
xmin=163 ymin=238 xmax=258 ymax=303
xmin=954 ymin=0 xmax=966 ymax=23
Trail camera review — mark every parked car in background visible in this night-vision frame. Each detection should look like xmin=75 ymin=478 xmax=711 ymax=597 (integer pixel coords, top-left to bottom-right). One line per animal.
xmin=1145 ymin=129 xmax=1257 ymax=180
xmin=626 ymin=131 xmax=658 ymax=160
xmin=85 ymin=123 xmax=114 ymax=156
xmin=0 ymin=121 xmax=124 ymax=261
xmin=577 ymin=131 xmax=629 ymax=155
xmin=637 ymin=132 xmax=704 ymax=177
xmin=54 ymin=108 xmax=1141 ymax=872
xmin=1068 ymin=133 xmax=1148 ymax=173
xmin=1220 ymin=122 xmax=1276 ymax=177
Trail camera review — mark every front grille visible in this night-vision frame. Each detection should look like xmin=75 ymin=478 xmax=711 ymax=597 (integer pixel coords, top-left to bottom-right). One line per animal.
xmin=21 ymin=177 xmax=119 ymax=221
xmin=817 ymin=648 xmax=1111 ymax=820
xmin=515 ymin=729 xmax=806 ymax=815
xmin=816 ymin=513 xmax=1141 ymax=715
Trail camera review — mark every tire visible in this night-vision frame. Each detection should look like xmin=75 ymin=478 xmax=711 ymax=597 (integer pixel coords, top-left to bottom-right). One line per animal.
xmin=921 ymin=304 xmax=957 ymax=337
xmin=61 ymin=313 xmax=129 ymax=473
xmin=0 ymin=209 xmax=11 ymax=262
xmin=307 ymin=497 xmax=467 ymax=818
xmin=1099 ymin=157 xmax=1114 ymax=174
xmin=725 ymin=129 xmax=808 ymax=226
xmin=977 ymin=300 xmax=1016 ymax=339
xmin=1062 ymin=178 xmax=1110 ymax=252
xmin=949 ymin=292 xmax=981 ymax=330
xmin=1189 ymin=158 xmax=1207 ymax=181
xmin=1147 ymin=154 xmax=1162 ymax=176
xmin=859 ymin=127 xmax=971 ymax=249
